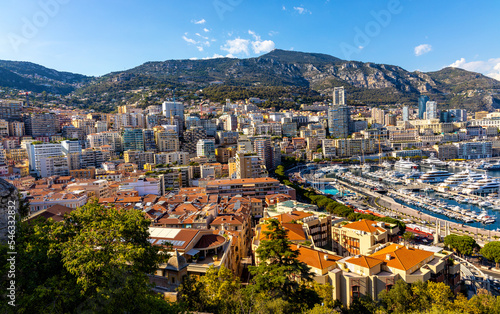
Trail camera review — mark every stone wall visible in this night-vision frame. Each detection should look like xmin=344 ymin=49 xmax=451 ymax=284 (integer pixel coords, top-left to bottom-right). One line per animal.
xmin=0 ymin=178 xmax=19 ymax=244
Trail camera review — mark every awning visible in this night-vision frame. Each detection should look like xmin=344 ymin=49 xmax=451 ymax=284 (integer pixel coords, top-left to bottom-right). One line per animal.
xmin=186 ymin=249 xmax=200 ymax=256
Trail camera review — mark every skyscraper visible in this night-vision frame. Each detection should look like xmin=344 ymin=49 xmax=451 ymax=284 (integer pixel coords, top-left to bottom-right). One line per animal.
xmin=328 ymin=105 xmax=350 ymax=138
xmin=418 ymin=95 xmax=429 ymax=119
xmin=122 ymin=128 xmax=145 ymax=151
xmin=425 ymin=101 xmax=437 ymax=120
xmin=402 ymin=106 xmax=409 ymax=122
xmin=333 ymin=86 xmax=345 ymax=106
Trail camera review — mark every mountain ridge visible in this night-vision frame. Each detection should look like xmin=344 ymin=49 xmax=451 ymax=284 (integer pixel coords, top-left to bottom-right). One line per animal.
xmin=0 ymin=49 xmax=499 ymax=111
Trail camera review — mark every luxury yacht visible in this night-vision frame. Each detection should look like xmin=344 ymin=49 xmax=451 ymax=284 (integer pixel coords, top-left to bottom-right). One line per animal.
xmin=485 ymin=161 xmax=500 ymax=171
xmin=417 ymin=166 xmax=453 ymax=183
xmin=421 ymin=153 xmax=447 ymax=168
xmin=438 ymin=169 xmax=485 ymax=188
xmin=394 ymin=158 xmax=418 ymax=170
xmin=462 ymin=178 xmax=500 ymax=195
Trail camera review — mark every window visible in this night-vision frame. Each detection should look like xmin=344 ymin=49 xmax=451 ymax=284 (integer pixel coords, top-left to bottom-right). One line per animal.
xmin=351 ymin=285 xmax=360 ymax=298
xmin=386 ymin=284 xmax=393 ymax=291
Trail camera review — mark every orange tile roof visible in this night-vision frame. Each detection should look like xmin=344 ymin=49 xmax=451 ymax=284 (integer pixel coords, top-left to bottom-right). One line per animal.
xmin=342 ymin=220 xmax=386 ymax=234
xmin=291 ymin=244 xmax=340 ymax=270
xmin=259 ymin=222 xmax=307 ymax=241
xmin=346 ymin=256 xmax=384 ymax=269
xmin=211 ymin=215 xmax=244 ymax=226
xmin=369 ymin=244 xmax=434 ymax=271
xmin=267 ymin=211 xmax=314 ymax=223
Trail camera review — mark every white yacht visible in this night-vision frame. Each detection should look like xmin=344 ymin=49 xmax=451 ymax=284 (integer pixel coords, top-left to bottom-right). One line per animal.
xmin=462 ymin=178 xmax=500 ymax=195
xmin=421 ymin=153 xmax=447 ymax=168
xmin=417 ymin=166 xmax=453 ymax=183
xmin=381 ymin=161 xmax=392 ymax=168
xmin=394 ymin=158 xmax=418 ymax=170
xmin=438 ymin=169 xmax=485 ymax=188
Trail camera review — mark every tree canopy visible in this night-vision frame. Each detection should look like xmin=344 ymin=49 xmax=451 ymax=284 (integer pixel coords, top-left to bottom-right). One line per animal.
xmin=480 ymin=241 xmax=500 ymax=268
xmin=0 ymin=201 xmax=177 ymax=313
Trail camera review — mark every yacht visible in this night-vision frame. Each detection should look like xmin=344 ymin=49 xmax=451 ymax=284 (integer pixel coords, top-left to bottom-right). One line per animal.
xmin=417 ymin=166 xmax=453 ymax=183
xmin=381 ymin=161 xmax=392 ymax=168
xmin=438 ymin=169 xmax=485 ymax=188
xmin=421 ymin=153 xmax=448 ymax=168
xmin=394 ymin=158 xmax=418 ymax=170
xmin=462 ymin=178 xmax=500 ymax=195
xmin=485 ymin=161 xmax=500 ymax=171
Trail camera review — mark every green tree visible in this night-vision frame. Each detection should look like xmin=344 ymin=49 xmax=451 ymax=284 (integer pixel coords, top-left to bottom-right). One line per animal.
xmin=480 ymin=241 xmax=500 ymax=268
xmin=444 ymin=234 xmax=478 ymax=257
xmin=249 ymin=219 xmax=317 ymax=308
xmin=0 ymin=201 xmax=176 ymax=313
xmin=199 ymin=265 xmax=241 ymax=313
xmin=403 ymin=232 xmax=416 ymax=245
xmin=379 ymin=279 xmax=413 ymax=313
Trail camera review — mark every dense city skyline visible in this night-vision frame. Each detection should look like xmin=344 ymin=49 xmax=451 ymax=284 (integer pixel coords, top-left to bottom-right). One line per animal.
xmin=0 ymin=0 xmax=499 ymax=79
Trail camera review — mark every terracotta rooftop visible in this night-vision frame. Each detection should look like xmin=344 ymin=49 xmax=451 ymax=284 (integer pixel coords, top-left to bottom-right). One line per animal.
xmin=342 ymin=220 xmax=386 ymax=234
xmin=369 ymin=244 xmax=435 ymax=271
xmin=346 ymin=256 xmax=384 ymax=269
xmin=259 ymin=222 xmax=307 ymax=241
xmin=194 ymin=234 xmax=226 ymax=249
xmin=291 ymin=244 xmax=341 ymax=270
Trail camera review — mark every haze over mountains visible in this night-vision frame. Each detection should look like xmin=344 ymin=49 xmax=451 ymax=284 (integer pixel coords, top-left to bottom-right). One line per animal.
xmin=1 ymin=49 xmax=499 ymax=111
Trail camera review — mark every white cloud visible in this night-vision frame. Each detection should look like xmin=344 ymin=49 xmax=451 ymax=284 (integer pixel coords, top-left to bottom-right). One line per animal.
xmin=196 ymin=33 xmax=209 ymax=40
xmin=248 ymin=30 xmax=260 ymax=40
xmin=203 ymin=28 xmax=209 ymax=32
xmin=293 ymin=6 xmax=311 ymax=14
xmin=252 ymin=40 xmax=275 ymax=54
xmin=414 ymin=44 xmax=432 ymax=56
xmin=282 ymin=5 xmax=286 ymax=10
xmin=221 ymin=38 xmax=250 ymax=55
xmin=197 ymin=46 xmax=204 ymax=52
xmin=268 ymin=30 xmax=279 ymax=37
xmin=193 ymin=18 xmax=206 ymax=24
xmin=182 ymin=36 xmax=197 ymax=45
xmin=449 ymin=57 xmax=500 ymax=81
xmin=358 ymin=46 xmax=364 ymax=50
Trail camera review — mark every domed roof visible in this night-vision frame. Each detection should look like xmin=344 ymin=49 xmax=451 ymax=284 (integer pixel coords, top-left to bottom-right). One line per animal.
xmin=166 ymin=249 xmax=188 ymax=270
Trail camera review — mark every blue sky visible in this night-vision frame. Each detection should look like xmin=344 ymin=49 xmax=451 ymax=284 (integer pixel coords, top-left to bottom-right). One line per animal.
xmin=1 ymin=0 xmax=499 ymax=80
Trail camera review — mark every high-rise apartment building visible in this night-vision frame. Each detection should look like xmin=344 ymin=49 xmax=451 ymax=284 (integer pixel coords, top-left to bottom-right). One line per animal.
xmin=122 ymin=128 xmax=145 ymax=151
xmin=183 ymin=127 xmax=207 ymax=156
xmin=235 ymin=152 xmax=263 ymax=179
xmin=143 ymin=129 xmax=156 ymax=151
xmin=328 ymin=105 xmax=350 ymax=138
xmin=27 ymin=142 xmax=63 ymax=176
xmin=402 ymin=106 xmax=409 ymax=122
xmin=425 ymin=101 xmax=437 ymax=120
xmin=39 ymin=156 xmax=69 ymax=178
xmin=154 ymin=127 xmax=179 ymax=152
xmin=87 ymin=131 xmax=123 ymax=153
xmin=162 ymin=101 xmax=184 ymax=120
xmin=418 ymin=95 xmax=429 ymax=119
xmin=24 ymin=113 xmax=59 ymax=137
xmin=196 ymin=139 xmax=216 ymax=162
xmin=333 ymin=86 xmax=345 ymax=106
xmin=0 ymin=100 xmax=23 ymax=121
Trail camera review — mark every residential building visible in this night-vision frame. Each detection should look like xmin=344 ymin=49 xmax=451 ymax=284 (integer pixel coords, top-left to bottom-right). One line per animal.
xmin=27 ymin=142 xmax=62 ymax=176
xmin=0 ymin=100 xmax=23 ymax=121
xmin=154 ymin=152 xmax=189 ymax=165
xmin=87 ymin=131 xmax=123 ymax=153
xmin=122 ymin=128 xmax=145 ymax=151
xmin=124 ymin=150 xmax=155 ymax=169
xmin=418 ymin=95 xmax=429 ymax=119
xmin=425 ymin=101 xmax=437 ymax=120
xmin=328 ymin=105 xmax=350 ymax=138
xmin=119 ymin=176 xmax=160 ymax=196
xmin=39 ymin=156 xmax=69 ymax=177
xmin=202 ymin=177 xmax=296 ymax=200
xmin=143 ymin=129 xmax=156 ymax=151
xmin=24 ymin=113 xmax=59 ymax=137
xmin=333 ymin=138 xmax=376 ymax=158
xmin=453 ymin=141 xmax=492 ymax=159
xmin=162 ymin=101 xmax=184 ymax=120
xmin=196 ymin=139 xmax=216 ymax=162
xmin=61 ymin=140 xmax=82 ymax=155
xmin=235 ymin=152 xmax=263 ymax=179
xmin=154 ymin=127 xmax=179 ymax=152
